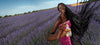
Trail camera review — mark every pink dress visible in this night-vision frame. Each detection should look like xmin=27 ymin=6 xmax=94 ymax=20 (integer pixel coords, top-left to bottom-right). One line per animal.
xmin=59 ymin=20 xmax=72 ymax=45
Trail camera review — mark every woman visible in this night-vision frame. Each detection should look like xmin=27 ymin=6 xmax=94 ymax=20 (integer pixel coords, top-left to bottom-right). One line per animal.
xmin=47 ymin=3 xmax=72 ymax=45
xmin=47 ymin=1 xmax=95 ymax=45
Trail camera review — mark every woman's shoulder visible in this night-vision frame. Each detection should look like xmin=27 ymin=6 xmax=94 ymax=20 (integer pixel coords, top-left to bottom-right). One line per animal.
xmin=57 ymin=16 xmax=62 ymax=21
xmin=67 ymin=20 xmax=71 ymax=27
xmin=58 ymin=16 xmax=61 ymax=19
xmin=67 ymin=20 xmax=70 ymax=22
xmin=64 ymin=20 xmax=70 ymax=23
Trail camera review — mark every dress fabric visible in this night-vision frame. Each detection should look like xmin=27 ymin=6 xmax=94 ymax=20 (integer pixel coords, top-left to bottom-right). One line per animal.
xmin=59 ymin=20 xmax=72 ymax=45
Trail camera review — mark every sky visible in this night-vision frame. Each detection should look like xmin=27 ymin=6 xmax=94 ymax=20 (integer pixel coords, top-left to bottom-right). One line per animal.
xmin=0 ymin=0 xmax=83 ymax=17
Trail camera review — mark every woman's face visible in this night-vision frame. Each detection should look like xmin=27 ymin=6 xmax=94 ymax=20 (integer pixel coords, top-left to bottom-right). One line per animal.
xmin=59 ymin=4 xmax=66 ymax=13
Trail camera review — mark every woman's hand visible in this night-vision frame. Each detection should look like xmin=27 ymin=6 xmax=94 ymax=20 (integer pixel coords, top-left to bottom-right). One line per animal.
xmin=60 ymin=23 xmax=66 ymax=30
xmin=57 ymin=27 xmax=66 ymax=38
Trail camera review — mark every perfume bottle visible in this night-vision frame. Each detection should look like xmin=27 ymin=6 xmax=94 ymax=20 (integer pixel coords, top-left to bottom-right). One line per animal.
xmin=65 ymin=24 xmax=71 ymax=37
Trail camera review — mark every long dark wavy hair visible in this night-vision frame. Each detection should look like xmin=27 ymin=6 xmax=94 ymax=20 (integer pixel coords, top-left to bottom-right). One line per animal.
xmin=57 ymin=1 xmax=98 ymax=44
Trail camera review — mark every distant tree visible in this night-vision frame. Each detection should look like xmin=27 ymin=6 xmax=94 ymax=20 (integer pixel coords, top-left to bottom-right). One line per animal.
xmin=4 ymin=15 xmax=9 ymax=17
xmin=28 ymin=11 xmax=31 ymax=13
xmin=80 ymin=0 xmax=99 ymax=3
xmin=32 ymin=11 xmax=36 ymax=12
xmin=24 ymin=12 xmax=27 ymax=14
xmin=9 ymin=15 xmax=12 ymax=17
xmin=0 ymin=16 xmax=2 ymax=18
xmin=32 ymin=10 xmax=38 ymax=12
xmin=15 ymin=14 xmax=17 ymax=15
xmin=14 ymin=14 xmax=18 ymax=16
xmin=80 ymin=1 xmax=88 ymax=3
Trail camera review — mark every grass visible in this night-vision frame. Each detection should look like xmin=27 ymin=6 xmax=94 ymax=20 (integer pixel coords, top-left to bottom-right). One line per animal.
xmin=30 ymin=22 xmax=57 ymax=45
xmin=85 ymin=41 xmax=92 ymax=45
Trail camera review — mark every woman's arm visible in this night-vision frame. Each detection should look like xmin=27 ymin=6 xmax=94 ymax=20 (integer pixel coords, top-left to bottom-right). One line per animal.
xmin=50 ymin=17 xmax=61 ymax=34
xmin=47 ymin=28 xmax=66 ymax=41
xmin=47 ymin=28 xmax=62 ymax=41
xmin=47 ymin=34 xmax=58 ymax=41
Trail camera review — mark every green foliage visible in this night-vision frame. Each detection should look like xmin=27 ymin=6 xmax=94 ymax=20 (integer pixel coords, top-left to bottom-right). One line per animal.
xmin=4 ymin=15 xmax=9 ymax=17
xmin=85 ymin=41 xmax=92 ymax=45
xmin=4 ymin=15 xmax=13 ymax=18
xmin=80 ymin=1 xmax=88 ymax=3
xmin=0 ymin=16 xmax=2 ymax=18
xmin=32 ymin=11 xmax=38 ymax=12
xmin=9 ymin=15 xmax=12 ymax=17
xmin=14 ymin=14 xmax=18 ymax=16
xmin=28 ymin=11 xmax=31 ymax=13
xmin=24 ymin=12 xmax=27 ymax=14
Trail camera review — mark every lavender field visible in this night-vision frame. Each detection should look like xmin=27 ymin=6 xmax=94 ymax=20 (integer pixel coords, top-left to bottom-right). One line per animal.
xmin=0 ymin=1 xmax=100 ymax=45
